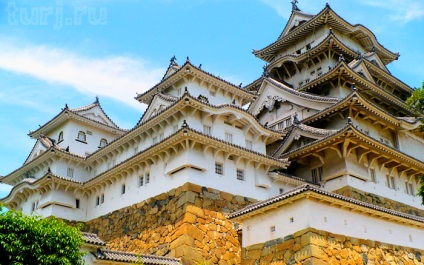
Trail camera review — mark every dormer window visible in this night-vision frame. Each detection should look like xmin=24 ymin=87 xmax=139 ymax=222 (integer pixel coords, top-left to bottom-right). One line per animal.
xmin=99 ymin=138 xmax=108 ymax=148
xmin=76 ymin=131 xmax=86 ymax=143
xmin=58 ymin=131 xmax=64 ymax=143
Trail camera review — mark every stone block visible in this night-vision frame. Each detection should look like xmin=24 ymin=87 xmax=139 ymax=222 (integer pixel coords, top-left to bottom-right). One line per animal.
xmin=170 ymin=234 xmax=194 ymax=249
xmin=186 ymin=205 xmax=205 ymax=218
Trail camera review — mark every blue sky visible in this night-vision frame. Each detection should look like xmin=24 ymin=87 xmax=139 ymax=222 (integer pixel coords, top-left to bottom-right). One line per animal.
xmin=0 ymin=0 xmax=424 ymax=198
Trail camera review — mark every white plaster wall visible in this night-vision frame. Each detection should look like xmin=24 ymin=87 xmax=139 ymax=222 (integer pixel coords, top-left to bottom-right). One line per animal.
xmin=47 ymin=121 xmax=119 ymax=157
xmin=324 ymin=175 xmax=424 ymax=210
xmin=243 ymin=199 xmax=424 ymax=249
xmin=398 ymin=132 xmax=424 ymax=162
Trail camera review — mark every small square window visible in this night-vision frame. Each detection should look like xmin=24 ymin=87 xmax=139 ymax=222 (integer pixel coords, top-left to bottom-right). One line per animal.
xmin=215 ymin=163 xmax=223 ymax=175
xmin=236 ymin=169 xmax=244 ymax=181
xmin=146 ymin=173 xmax=150 ymax=184
xmin=279 ymin=188 xmax=284 ymax=194
xmin=67 ymin=167 xmax=74 ymax=178
xmin=270 ymin=226 xmax=276 ymax=232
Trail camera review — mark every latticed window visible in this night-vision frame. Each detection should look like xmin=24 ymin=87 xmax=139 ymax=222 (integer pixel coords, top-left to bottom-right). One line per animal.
xmin=406 ymin=182 xmax=414 ymax=196
xmin=67 ymin=167 xmax=74 ymax=178
xmin=215 ymin=163 xmax=223 ymax=175
xmin=203 ymin=125 xmax=211 ymax=135
xmin=139 ymin=176 xmax=144 ymax=186
xmin=225 ymin=132 xmax=233 ymax=143
xmin=99 ymin=138 xmax=108 ymax=148
xmin=236 ymin=169 xmax=244 ymax=181
xmin=146 ymin=173 xmax=150 ymax=184
xmin=245 ymin=140 xmax=252 ymax=150
xmin=311 ymin=166 xmax=323 ymax=183
xmin=121 ymin=184 xmax=126 ymax=194
xmin=369 ymin=169 xmax=376 ymax=183
xmin=58 ymin=131 xmax=64 ymax=143
xmin=77 ymin=131 xmax=86 ymax=142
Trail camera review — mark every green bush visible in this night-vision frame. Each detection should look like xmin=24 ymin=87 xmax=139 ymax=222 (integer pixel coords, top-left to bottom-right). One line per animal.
xmin=0 ymin=206 xmax=85 ymax=265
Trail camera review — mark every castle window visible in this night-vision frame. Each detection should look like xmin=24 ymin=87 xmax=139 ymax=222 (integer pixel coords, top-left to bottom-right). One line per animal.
xmin=99 ymin=138 xmax=108 ymax=148
xmin=406 ymin=182 xmax=414 ymax=196
xmin=285 ymin=118 xmax=292 ymax=127
xmin=31 ymin=202 xmax=36 ymax=212
xmin=369 ymin=168 xmax=376 ymax=183
xmin=203 ymin=125 xmax=211 ymax=135
xmin=121 ymin=184 xmax=126 ymax=195
xmin=139 ymin=176 xmax=144 ymax=186
xmin=215 ymin=163 xmax=223 ymax=175
xmin=270 ymin=226 xmax=276 ymax=232
xmin=159 ymin=133 xmax=164 ymax=141
xmin=77 ymin=131 xmax=86 ymax=142
xmin=153 ymin=137 xmax=158 ymax=144
xmin=225 ymin=132 xmax=233 ymax=143
xmin=101 ymin=194 xmax=104 ymax=204
xmin=75 ymin=199 xmax=80 ymax=209
xmin=311 ymin=166 xmax=323 ymax=183
xmin=67 ymin=167 xmax=74 ymax=178
xmin=58 ymin=131 xmax=64 ymax=143
xmin=245 ymin=140 xmax=252 ymax=150
xmin=279 ymin=188 xmax=284 ymax=194
xmin=386 ymin=175 xmax=395 ymax=189
xmin=145 ymin=173 xmax=150 ymax=184
xmin=96 ymin=196 xmax=100 ymax=206
xmin=236 ymin=169 xmax=244 ymax=181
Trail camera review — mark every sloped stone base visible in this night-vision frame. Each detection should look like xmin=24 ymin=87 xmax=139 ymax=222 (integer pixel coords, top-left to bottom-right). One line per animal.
xmin=83 ymin=182 xmax=255 ymax=265
xmin=242 ymin=228 xmax=424 ymax=265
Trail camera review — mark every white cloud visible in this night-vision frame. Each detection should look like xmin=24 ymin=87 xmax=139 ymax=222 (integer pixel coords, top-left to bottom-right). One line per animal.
xmin=0 ymin=40 xmax=165 ymax=109
xmin=0 ymin=184 xmax=12 ymax=193
xmin=357 ymin=0 xmax=424 ymax=22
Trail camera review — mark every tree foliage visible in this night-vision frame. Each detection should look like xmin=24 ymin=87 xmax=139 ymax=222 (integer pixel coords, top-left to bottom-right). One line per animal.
xmin=0 ymin=207 xmax=85 ymax=265
xmin=406 ymin=83 xmax=424 ymax=204
xmin=406 ymin=82 xmax=424 ymax=115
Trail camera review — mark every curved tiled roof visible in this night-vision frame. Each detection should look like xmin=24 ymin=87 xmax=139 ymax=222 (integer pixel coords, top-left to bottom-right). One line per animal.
xmin=92 ymin=249 xmax=181 ymax=265
xmin=255 ymin=4 xmax=398 ymax=63
xmin=272 ymin=123 xmax=339 ymax=157
xmin=29 ymin=102 xmax=127 ymax=139
xmin=229 ymin=184 xmax=424 ymax=223
xmin=135 ymin=60 xmax=256 ymax=104
xmin=82 ymin=232 xmax=106 ymax=246
xmin=266 ymin=78 xmax=340 ymax=102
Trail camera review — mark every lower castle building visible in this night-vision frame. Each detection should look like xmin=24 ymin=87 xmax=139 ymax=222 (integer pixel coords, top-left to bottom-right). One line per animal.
xmin=1 ymin=2 xmax=424 ymax=265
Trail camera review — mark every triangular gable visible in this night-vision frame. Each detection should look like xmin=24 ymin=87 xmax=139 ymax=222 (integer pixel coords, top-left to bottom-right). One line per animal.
xmin=162 ymin=62 xmax=181 ymax=80
xmin=138 ymin=94 xmax=176 ymax=124
xmin=249 ymin=78 xmax=337 ymax=116
xmin=72 ymin=103 xmax=119 ymax=129
xmin=24 ymin=139 xmax=50 ymax=165
xmin=364 ymin=53 xmax=389 ymax=73
xmin=273 ymin=125 xmax=337 ymax=157
xmin=279 ymin=11 xmax=315 ymax=39
xmin=350 ymin=61 xmax=375 ymax=84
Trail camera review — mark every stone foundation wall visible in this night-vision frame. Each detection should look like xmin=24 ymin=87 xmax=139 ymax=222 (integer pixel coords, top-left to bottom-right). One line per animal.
xmin=83 ymin=182 xmax=255 ymax=265
xmin=242 ymin=228 xmax=424 ymax=265
xmin=333 ymin=186 xmax=424 ymax=217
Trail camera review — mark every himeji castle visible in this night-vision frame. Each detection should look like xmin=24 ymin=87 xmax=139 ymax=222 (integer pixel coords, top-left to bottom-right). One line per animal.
xmin=2 ymin=2 xmax=424 ymax=265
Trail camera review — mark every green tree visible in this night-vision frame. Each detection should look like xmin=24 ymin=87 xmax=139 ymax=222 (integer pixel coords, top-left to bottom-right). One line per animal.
xmin=0 ymin=206 xmax=85 ymax=265
xmin=406 ymin=82 xmax=424 ymax=116
xmin=406 ymin=82 xmax=424 ymax=204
